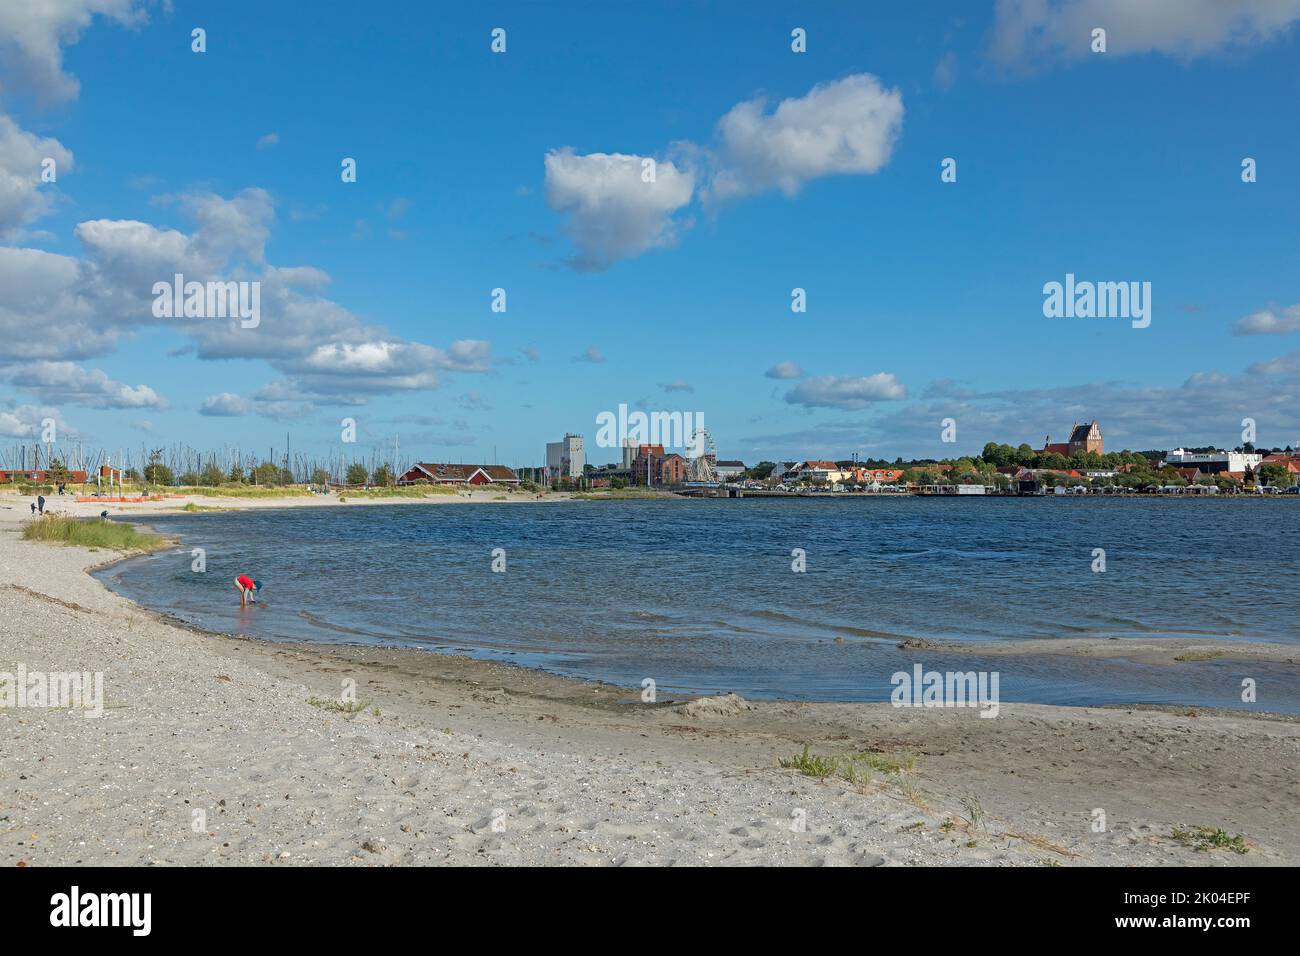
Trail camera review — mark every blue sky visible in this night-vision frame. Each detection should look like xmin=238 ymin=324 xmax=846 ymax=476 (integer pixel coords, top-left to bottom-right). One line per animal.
xmin=1 ymin=0 xmax=1298 ymax=471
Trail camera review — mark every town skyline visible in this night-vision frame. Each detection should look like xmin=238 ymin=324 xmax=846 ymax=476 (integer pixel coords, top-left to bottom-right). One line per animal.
xmin=1 ymin=1 xmax=1297 ymax=465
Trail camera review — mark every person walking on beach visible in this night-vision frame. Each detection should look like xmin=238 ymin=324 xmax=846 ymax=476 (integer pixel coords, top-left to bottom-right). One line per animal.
xmin=37 ymin=494 xmax=45 ymax=515
xmin=234 ymin=574 xmax=261 ymax=608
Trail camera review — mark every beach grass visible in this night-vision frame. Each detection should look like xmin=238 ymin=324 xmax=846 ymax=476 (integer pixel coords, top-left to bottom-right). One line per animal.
xmin=22 ymin=514 xmax=164 ymax=552
xmin=180 ymin=485 xmax=313 ymax=499
xmin=779 ymin=745 xmax=839 ymax=778
xmin=306 ymin=695 xmax=370 ymax=717
xmin=1171 ymin=825 xmax=1249 ymax=853
xmin=779 ymin=746 xmax=917 ymax=784
xmin=1173 ymin=650 xmax=1227 ymax=662
xmin=333 ymin=485 xmax=458 ymax=498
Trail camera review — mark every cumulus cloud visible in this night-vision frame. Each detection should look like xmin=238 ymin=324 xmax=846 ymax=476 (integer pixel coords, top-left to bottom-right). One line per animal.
xmin=1233 ymin=304 xmax=1300 ymax=335
xmin=0 ymin=115 xmax=74 ymax=235
xmin=574 ymin=345 xmax=606 ymax=363
xmin=0 ymin=402 xmax=69 ymax=439
xmin=0 ymin=186 xmax=494 ymax=413
xmin=0 ymin=0 xmax=148 ymax=102
xmin=542 ymin=74 xmax=903 ymax=267
xmin=0 ymin=360 xmax=166 ymax=409
xmin=991 ymin=0 xmax=1300 ymax=64
xmin=706 ymin=74 xmax=904 ymax=202
xmin=198 ymin=393 xmax=252 ymax=417
xmin=544 ymin=148 xmax=694 ymax=271
xmin=785 ymin=373 xmax=907 ymax=410
xmin=1248 ymin=351 xmax=1300 ymax=376
xmin=765 ymin=361 xmax=805 ymax=380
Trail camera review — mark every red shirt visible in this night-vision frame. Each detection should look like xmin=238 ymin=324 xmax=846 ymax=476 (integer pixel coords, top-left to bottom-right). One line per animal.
xmin=236 ymin=575 xmax=256 ymax=590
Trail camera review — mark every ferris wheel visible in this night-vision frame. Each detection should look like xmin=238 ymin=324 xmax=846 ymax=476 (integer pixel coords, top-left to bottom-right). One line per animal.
xmin=686 ymin=428 xmax=717 ymax=482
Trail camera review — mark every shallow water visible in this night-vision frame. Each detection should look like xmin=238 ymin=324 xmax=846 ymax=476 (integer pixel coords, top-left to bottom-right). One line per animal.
xmin=95 ymin=497 xmax=1300 ymax=710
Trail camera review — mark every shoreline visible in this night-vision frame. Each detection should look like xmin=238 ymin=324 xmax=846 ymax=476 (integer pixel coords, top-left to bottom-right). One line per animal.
xmin=3 ymin=494 xmax=1298 ymax=865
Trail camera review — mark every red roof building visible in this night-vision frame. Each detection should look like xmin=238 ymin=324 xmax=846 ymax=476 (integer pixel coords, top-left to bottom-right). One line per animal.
xmin=397 ymin=463 xmax=520 ymax=485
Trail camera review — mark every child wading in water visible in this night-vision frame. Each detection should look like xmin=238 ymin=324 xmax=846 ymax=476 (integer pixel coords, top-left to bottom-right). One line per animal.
xmin=235 ymin=574 xmax=261 ymax=608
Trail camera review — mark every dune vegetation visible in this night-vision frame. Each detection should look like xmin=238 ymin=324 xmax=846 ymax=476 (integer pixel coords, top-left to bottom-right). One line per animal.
xmin=21 ymin=514 xmax=164 ymax=551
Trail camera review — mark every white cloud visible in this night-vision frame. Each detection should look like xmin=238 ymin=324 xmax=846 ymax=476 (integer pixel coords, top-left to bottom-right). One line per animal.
xmin=765 ymin=361 xmax=805 ymax=380
xmin=1234 ymin=304 xmax=1300 ymax=335
xmin=0 ymin=404 xmax=67 ymax=438
xmin=0 ymin=247 xmax=111 ymax=360
xmin=707 ymin=74 xmax=904 ymax=202
xmin=574 ymin=345 xmax=606 ymax=363
xmin=198 ymin=393 xmax=251 ymax=416
xmin=0 ymin=0 xmax=148 ymax=102
xmin=541 ymin=74 xmax=904 ymax=267
xmin=0 ymin=115 xmax=74 ymax=235
xmin=785 ymin=373 xmax=907 ymax=409
xmin=991 ymin=0 xmax=1300 ymax=63
xmin=0 ymin=187 xmax=494 ymax=409
xmin=1 ymin=360 xmax=166 ymax=408
xmin=256 ymin=132 xmax=280 ymax=150
xmin=544 ymin=148 xmax=694 ymax=271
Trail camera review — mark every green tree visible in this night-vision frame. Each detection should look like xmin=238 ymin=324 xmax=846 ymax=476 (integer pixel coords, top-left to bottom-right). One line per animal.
xmin=310 ymin=467 xmax=331 ymax=486
xmin=1259 ymin=463 xmax=1293 ymax=488
xmin=372 ymin=463 xmax=394 ymax=486
xmin=252 ymin=461 xmax=281 ymax=486
xmin=346 ymin=462 xmax=369 ymax=485
xmin=227 ymin=462 xmax=245 ymax=484
xmin=200 ymin=462 xmax=226 ymax=486
xmin=143 ymin=462 xmax=175 ymax=485
xmin=46 ymin=457 xmax=71 ymax=482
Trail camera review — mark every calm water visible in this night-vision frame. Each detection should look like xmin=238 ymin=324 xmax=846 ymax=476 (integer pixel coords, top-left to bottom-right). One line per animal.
xmin=96 ymin=498 xmax=1300 ymax=710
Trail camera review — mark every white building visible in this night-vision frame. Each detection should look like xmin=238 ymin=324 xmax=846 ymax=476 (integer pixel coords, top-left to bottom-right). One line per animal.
xmin=546 ymin=433 xmax=585 ymax=480
xmin=1165 ymin=448 xmax=1263 ymax=474
xmin=714 ymin=460 xmax=746 ymax=481
xmin=621 ymin=438 xmax=639 ymax=469
xmin=794 ymin=460 xmax=849 ymax=483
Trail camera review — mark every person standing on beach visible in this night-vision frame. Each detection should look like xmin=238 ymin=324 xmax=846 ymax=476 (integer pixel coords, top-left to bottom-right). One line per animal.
xmin=37 ymin=494 xmax=45 ymax=515
xmin=234 ymin=574 xmax=260 ymax=608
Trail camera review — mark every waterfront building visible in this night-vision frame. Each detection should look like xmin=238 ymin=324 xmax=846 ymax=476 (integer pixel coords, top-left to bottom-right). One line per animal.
xmin=1164 ymin=448 xmax=1263 ymax=474
xmin=714 ymin=460 xmax=746 ymax=481
xmin=545 ymin=433 xmax=585 ymax=482
xmin=1039 ymin=419 xmax=1103 ymax=457
xmin=397 ymin=463 xmax=521 ymax=486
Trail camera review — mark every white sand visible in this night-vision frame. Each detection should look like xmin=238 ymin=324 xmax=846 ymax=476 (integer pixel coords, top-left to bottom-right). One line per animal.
xmin=2 ymin=493 xmax=1297 ymax=866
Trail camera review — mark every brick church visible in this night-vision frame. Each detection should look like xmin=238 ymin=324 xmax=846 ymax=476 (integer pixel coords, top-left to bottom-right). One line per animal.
xmin=1040 ymin=420 xmax=1103 ymax=458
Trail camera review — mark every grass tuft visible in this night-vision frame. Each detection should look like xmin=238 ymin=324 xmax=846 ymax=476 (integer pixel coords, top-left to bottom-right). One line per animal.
xmin=779 ymin=746 xmax=918 ymax=785
xmin=1173 ymin=650 xmax=1227 ymax=662
xmin=1171 ymin=825 xmax=1249 ymax=854
xmin=22 ymin=515 xmax=163 ymax=551
xmin=306 ymin=695 xmax=369 ymax=717
xmin=778 ymin=745 xmax=839 ymax=779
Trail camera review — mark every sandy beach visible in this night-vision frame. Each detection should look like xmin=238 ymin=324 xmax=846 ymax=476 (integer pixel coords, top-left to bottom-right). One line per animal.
xmin=2 ymin=492 xmax=1298 ymax=866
